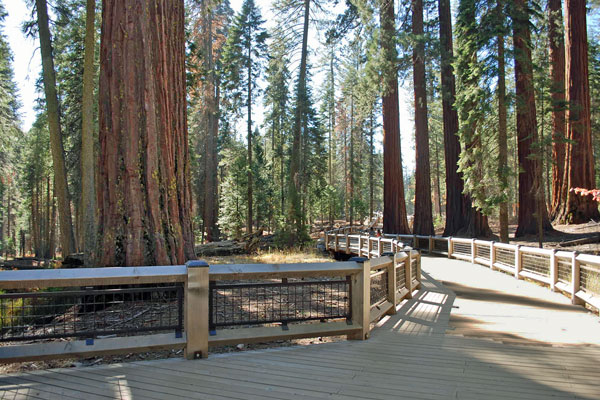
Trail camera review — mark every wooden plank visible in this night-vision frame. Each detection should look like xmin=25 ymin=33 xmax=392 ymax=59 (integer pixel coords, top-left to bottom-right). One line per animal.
xmin=208 ymin=321 xmax=360 ymax=347
xmin=519 ymin=270 xmax=551 ymax=285
xmin=0 ymin=265 xmax=187 ymax=289
xmin=370 ymin=300 xmax=394 ymax=323
xmin=575 ymin=290 xmax=600 ymax=311
xmin=369 ymin=256 xmax=393 ymax=271
xmin=0 ymin=333 xmax=185 ymax=363
xmin=209 ymin=262 xmax=361 ymax=280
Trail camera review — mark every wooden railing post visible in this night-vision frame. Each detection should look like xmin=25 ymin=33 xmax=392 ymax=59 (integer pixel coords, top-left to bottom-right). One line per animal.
xmin=571 ymin=252 xmax=584 ymax=305
xmin=345 ymin=234 xmax=350 ymax=255
xmin=490 ymin=242 xmax=495 ymax=270
xmin=550 ymin=249 xmax=558 ymax=292
xmin=349 ymin=259 xmax=371 ymax=340
xmin=377 ymin=237 xmax=382 ymax=257
xmin=358 ymin=236 xmax=363 ymax=257
xmin=335 ymin=234 xmax=339 ymax=252
xmin=368 ymin=237 xmax=373 ymax=258
xmin=515 ymin=245 xmax=522 ymax=279
xmin=325 ymin=232 xmax=329 ymax=250
xmin=428 ymin=236 xmax=433 ymax=254
xmin=405 ymin=252 xmax=413 ymax=299
xmin=185 ymin=260 xmax=209 ymax=360
xmin=448 ymin=237 xmax=453 ymax=258
xmin=387 ymin=258 xmax=397 ymax=314
xmin=471 ymin=239 xmax=476 ymax=264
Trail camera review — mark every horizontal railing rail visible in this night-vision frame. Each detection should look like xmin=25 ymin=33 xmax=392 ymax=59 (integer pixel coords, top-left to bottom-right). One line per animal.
xmin=325 ymin=227 xmax=600 ymax=315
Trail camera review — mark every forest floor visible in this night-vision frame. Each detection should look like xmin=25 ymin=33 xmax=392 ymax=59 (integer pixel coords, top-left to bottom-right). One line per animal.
xmin=491 ymin=221 xmax=600 ymax=255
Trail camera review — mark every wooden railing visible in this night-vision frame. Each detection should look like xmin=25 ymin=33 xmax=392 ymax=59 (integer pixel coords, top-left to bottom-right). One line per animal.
xmin=325 ymin=227 xmax=600 ymax=313
xmin=0 ymin=252 xmax=421 ymax=363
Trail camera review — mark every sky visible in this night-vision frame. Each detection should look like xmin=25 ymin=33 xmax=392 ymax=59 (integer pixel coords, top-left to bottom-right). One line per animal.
xmin=2 ymin=0 xmax=416 ymax=170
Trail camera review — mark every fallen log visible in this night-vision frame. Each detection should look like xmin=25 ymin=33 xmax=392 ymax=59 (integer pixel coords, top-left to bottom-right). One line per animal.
xmin=558 ymin=235 xmax=600 ymax=247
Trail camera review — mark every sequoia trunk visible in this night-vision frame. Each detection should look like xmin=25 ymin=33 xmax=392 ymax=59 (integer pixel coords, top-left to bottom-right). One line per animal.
xmin=380 ymin=0 xmax=410 ymax=234
xmin=98 ymin=0 xmax=195 ymax=266
xmin=556 ymin=0 xmax=600 ymax=223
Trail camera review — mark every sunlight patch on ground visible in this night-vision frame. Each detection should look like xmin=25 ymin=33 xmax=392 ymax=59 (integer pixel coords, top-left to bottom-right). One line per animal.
xmin=202 ymin=249 xmax=334 ymax=265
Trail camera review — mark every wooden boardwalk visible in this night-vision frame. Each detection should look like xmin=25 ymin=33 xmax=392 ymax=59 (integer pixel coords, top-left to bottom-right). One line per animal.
xmin=2 ymin=256 xmax=600 ymax=399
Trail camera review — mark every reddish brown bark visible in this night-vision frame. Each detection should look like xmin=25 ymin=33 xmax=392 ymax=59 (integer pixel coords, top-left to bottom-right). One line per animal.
xmin=548 ymin=0 xmax=567 ymax=219
xmin=98 ymin=0 xmax=195 ymax=266
xmin=513 ymin=0 xmax=552 ymax=237
xmin=412 ymin=0 xmax=433 ymax=235
xmin=380 ymin=0 xmax=410 ymax=234
xmin=555 ymin=0 xmax=600 ymax=224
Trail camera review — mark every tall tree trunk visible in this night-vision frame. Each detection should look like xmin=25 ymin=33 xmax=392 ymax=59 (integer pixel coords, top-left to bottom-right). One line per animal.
xmin=556 ymin=0 xmax=600 ymax=223
xmin=35 ymin=0 xmax=76 ymax=257
xmin=433 ymin=137 xmax=441 ymax=218
xmin=328 ymin=50 xmax=335 ymax=226
xmin=369 ymin=112 xmax=375 ymax=221
xmin=439 ymin=0 xmax=470 ymax=237
xmin=513 ymin=0 xmax=552 ymax=236
xmin=287 ymin=0 xmax=310 ymax=241
xmin=548 ymin=0 xmax=566 ymax=219
xmin=497 ymin=0 xmax=509 ymax=243
xmin=247 ymin=40 xmax=253 ymax=234
xmin=98 ymin=0 xmax=195 ymax=266
xmin=81 ymin=0 xmax=97 ymax=265
xmin=380 ymin=0 xmax=410 ymax=234
xmin=45 ymin=176 xmax=51 ymax=259
xmin=202 ymin=7 xmax=219 ymax=242
xmin=349 ymin=90 xmax=355 ymax=227
xmin=412 ymin=0 xmax=434 ymax=235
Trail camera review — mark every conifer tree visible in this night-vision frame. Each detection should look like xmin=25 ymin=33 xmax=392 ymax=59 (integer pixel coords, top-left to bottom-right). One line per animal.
xmin=221 ymin=0 xmax=267 ymax=235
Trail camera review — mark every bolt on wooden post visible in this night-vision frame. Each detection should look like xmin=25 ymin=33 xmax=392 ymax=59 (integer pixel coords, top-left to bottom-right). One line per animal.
xmin=185 ymin=260 xmax=209 ymax=359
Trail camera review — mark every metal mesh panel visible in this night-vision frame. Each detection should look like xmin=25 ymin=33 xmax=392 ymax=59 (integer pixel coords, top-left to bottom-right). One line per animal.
xmin=433 ymin=239 xmax=448 ymax=254
xmin=416 ymin=238 xmax=429 ymax=251
xmin=453 ymin=242 xmax=472 ymax=256
xmin=209 ymin=278 xmax=351 ymax=329
xmin=521 ymin=253 xmax=550 ymax=277
xmin=411 ymin=257 xmax=418 ymax=281
xmin=495 ymin=248 xmax=515 ymax=267
xmin=0 ymin=285 xmax=183 ymax=342
xmin=580 ymin=264 xmax=600 ymax=296
xmin=396 ymin=264 xmax=406 ymax=291
xmin=370 ymin=270 xmax=388 ymax=307
xmin=381 ymin=241 xmax=393 ymax=254
xmin=475 ymin=245 xmax=490 ymax=261
xmin=557 ymin=257 xmax=572 ymax=283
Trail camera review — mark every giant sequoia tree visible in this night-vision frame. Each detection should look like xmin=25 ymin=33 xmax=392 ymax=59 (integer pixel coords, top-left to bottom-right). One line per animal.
xmin=412 ymin=0 xmax=433 ymax=235
xmin=555 ymin=0 xmax=600 ymax=224
xmin=380 ymin=0 xmax=409 ymax=234
xmin=97 ymin=0 xmax=195 ymax=266
xmin=512 ymin=0 xmax=552 ymax=236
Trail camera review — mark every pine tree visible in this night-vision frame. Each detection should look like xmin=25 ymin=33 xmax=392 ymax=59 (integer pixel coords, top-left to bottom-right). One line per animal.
xmin=221 ymin=0 xmax=267 ymax=235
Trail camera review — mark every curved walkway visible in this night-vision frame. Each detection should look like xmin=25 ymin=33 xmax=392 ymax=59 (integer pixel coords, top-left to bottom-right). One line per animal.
xmin=1 ymin=257 xmax=600 ymax=399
